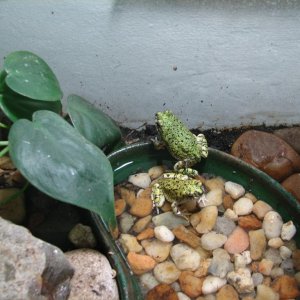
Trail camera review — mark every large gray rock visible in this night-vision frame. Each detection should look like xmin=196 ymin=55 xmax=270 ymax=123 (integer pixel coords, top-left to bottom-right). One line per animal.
xmin=0 ymin=217 xmax=74 ymax=300
xmin=65 ymin=249 xmax=119 ymax=300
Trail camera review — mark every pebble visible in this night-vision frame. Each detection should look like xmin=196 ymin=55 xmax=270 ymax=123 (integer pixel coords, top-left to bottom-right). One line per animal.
xmin=127 ymin=251 xmax=156 ymax=275
xmin=119 ymin=187 xmax=136 ymax=206
xmin=213 ymin=216 xmax=236 ymax=236
xmin=224 ymin=226 xmax=249 ymax=254
xmin=172 ymin=225 xmax=202 ymax=248
xmin=132 ymin=215 xmax=152 ymax=233
xmin=154 ymin=225 xmax=175 ymax=242
xmin=128 ymin=172 xmax=151 ymax=188
xmin=154 ymin=261 xmax=181 ymax=284
xmin=292 ymin=249 xmax=300 ymax=271
xmin=224 ymin=181 xmax=245 ymax=199
xmin=148 ymin=165 xmax=165 ymax=180
xmin=68 ymin=223 xmax=97 ymax=249
xmin=262 ymin=211 xmax=283 ymax=239
xmin=258 ymin=258 xmax=274 ymax=276
xmin=268 ymin=237 xmax=284 ymax=249
xmin=255 ymin=284 xmax=280 ymax=300
xmin=137 ymin=227 xmax=154 ymax=240
xmin=264 ymin=248 xmax=282 ymax=266
xmin=223 ymin=208 xmax=238 ymax=221
xmin=222 ymin=194 xmax=234 ymax=210
xmin=208 ymin=248 xmax=233 ymax=278
xmin=202 ymin=276 xmax=227 ymax=295
xmin=119 ymin=233 xmax=142 ymax=253
xmin=281 ymin=173 xmax=300 ymax=202
xmin=216 ymin=284 xmax=239 ymax=300
xmin=279 ymin=245 xmax=292 ymax=259
xmin=129 ymin=196 xmax=153 ymax=217
xmin=238 ymin=214 xmax=262 ymax=230
xmin=194 ymin=258 xmax=212 ymax=278
xmin=233 ymin=197 xmax=253 ymax=216
xmin=270 ymin=267 xmax=284 ymax=279
xmin=231 ymin=130 xmax=300 ymax=181
xmin=249 ymin=229 xmax=266 ymax=260
xmin=152 ymin=212 xmax=189 ymax=229
xmin=271 ymin=275 xmax=300 ymax=299
xmin=141 ymin=239 xmax=172 ymax=262
xmin=205 ymin=177 xmax=225 ymax=191
xmin=170 ymin=243 xmax=201 ymax=271
xmin=281 ymin=220 xmax=296 ymax=241
xmin=252 ymin=273 xmax=264 ymax=287
xmin=192 ymin=206 xmax=218 ymax=234
xmin=227 ymin=268 xmax=254 ymax=294
xmin=140 ymin=273 xmax=159 ymax=292
xmin=177 ymin=292 xmax=191 ymax=300
xmin=179 ymin=271 xmax=204 ymax=298
xmin=119 ymin=212 xmax=136 ymax=233
xmin=252 ymin=200 xmax=273 ymax=219
xmin=281 ymin=258 xmax=294 ymax=274
xmin=114 ymin=198 xmax=126 ymax=216
xmin=201 ymin=231 xmax=227 ymax=251
xmin=145 ymin=283 xmax=179 ymax=300
xmin=234 ymin=251 xmax=252 ymax=270
xmin=199 ymin=188 xmax=223 ymax=207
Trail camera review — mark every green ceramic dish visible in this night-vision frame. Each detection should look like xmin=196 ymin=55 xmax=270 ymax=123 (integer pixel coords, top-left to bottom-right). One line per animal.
xmin=90 ymin=141 xmax=300 ymax=300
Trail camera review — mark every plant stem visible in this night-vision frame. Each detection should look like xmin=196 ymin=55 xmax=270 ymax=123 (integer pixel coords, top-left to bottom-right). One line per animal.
xmin=0 ymin=146 xmax=9 ymax=157
xmin=0 ymin=181 xmax=29 ymax=207
xmin=0 ymin=122 xmax=9 ymax=129
xmin=0 ymin=141 xmax=8 ymax=146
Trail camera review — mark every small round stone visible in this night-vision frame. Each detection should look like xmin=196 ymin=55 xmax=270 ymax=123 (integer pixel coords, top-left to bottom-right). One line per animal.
xmin=268 ymin=237 xmax=284 ymax=249
xmin=281 ymin=220 xmax=296 ymax=241
xmin=153 ymin=261 xmax=181 ymax=284
xmin=141 ymin=239 xmax=172 ymax=263
xmin=224 ymin=227 xmax=249 ymax=254
xmin=202 ymin=275 xmax=227 ymax=295
xmin=263 ymin=211 xmax=283 ymax=239
xmin=233 ymin=197 xmax=253 ymax=216
xmin=154 ymin=225 xmax=175 ymax=242
xmin=201 ymin=231 xmax=227 ymax=251
xmin=225 ymin=181 xmax=245 ymax=199
xmin=279 ymin=246 xmax=292 ymax=260
xmin=128 ymin=172 xmax=151 ymax=188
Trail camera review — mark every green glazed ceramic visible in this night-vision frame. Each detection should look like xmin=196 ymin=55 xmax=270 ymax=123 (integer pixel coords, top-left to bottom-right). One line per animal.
xmin=90 ymin=141 xmax=300 ymax=300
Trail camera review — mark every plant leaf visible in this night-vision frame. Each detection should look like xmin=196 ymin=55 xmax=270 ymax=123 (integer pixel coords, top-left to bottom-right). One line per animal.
xmin=0 ymin=69 xmax=6 ymax=93
xmin=8 ymin=110 xmax=117 ymax=233
xmin=67 ymin=94 xmax=122 ymax=151
xmin=0 ymin=86 xmax=62 ymax=122
xmin=4 ymin=51 xmax=63 ymax=101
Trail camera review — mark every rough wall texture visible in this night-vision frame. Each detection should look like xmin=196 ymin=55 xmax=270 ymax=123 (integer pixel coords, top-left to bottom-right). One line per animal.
xmin=0 ymin=0 xmax=299 ymax=128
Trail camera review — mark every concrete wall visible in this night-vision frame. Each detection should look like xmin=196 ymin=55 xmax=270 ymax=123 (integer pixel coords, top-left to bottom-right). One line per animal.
xmin=0 ymin=0 xmax=300 ymax=129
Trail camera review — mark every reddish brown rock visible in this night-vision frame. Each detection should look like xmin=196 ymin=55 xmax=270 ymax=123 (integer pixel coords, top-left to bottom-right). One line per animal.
xmin=129 ymin=196 xmax=153 ymax=217
xmin=224 ymin=226 xmax=249 ymax=254
xmin=216 ymin=284 xmax=239 ymax=300
xmin=114 ymin=198 xmax=126 ymax=216
xmin=179 ymin=271 xmax=204 ymax=298
xmin=127 ymin=252 xmax=156 ymax=275
xmin=146 ymin=284 xmax=179 ymax=300
xmin=238 ymin=214 xmax=262 ymax=230
xmin=136 ymin=227 xmax=154 ymax=240
xmin=281 ymin=173 xmax=300 ymax=202
xmin=270 ymin=275 xmax=300 ymax=299
xmin=172 ymin=225 xmax=202 ymax=248
xmin=274 ymin=127 xmax=300 ymax=154
xmin=231 ymin=130 xmax=300 ymax=181
xmin=223 ymin=194 xmax=234 ymax=210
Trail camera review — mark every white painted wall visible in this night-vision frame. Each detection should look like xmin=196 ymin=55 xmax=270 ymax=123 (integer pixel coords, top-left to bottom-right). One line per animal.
xmin=0 ymin=0 xmax=300 ymax=129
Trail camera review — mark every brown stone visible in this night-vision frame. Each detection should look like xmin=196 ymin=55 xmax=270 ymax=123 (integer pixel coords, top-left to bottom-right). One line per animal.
xmin=194 ymin=258 xmax=211 ymax=278
xmin=146 ymin=284 xmax=179 ymax=300
xmin=119 ymin=187 xmax=136 ymax=206
xmin=292 ymin=249 xmax=300 ymax=271
xmin=270 ymin=275 xmax=300 ymax=299
xmin=238 ymin=214 xmax=262 ymax=230
xmin=231 ymin=130 xmax=300 ymax=181
xmin=223 ymin=194 xmax=234 ymax=210
xmin=282 ymin=173 xmax=300 ymax=202
xmin=274 ymin=126 xmax=300 ymax=154
xmin=136 ymin=227 xmax=154 ymax=240
xmin=129 ymin=196 xmax=153 ymax=217
xmin=132 ymin=215 xmax=152 ymax=233
xmin=179 ymin=271 xmax=204 ymax=298
xmin=127 ymin=252 xmax=156 ymax=275
xmin=172 ymin=225 xmax=202 ymax=248
xmin=114 ymin=198 xmax=126 ymax=216
xmin=216 ymin=284 xmax=239 ymax=300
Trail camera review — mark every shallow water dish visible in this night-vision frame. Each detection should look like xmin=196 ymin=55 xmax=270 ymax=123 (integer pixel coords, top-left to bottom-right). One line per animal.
xmin=89 ymin=141 xmax=300 ymax=300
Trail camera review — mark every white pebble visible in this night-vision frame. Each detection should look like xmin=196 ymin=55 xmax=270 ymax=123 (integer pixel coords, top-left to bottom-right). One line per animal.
xmin=281 ymin=220 xmax=296 ymax=241
xmin=199 ymin=188 xmax=223 ymax=207
xmin=201 ymin=231 xmax=227 ymax=251
xmin=177 ymin=292 xmax=191 ymax=300
xmin=279 ymin=245 xmax=292 ymax=260
xmin=154 ymin=225 xmax=175 ymax=242
xmin=170 ymin=243 xmax=201 ymax=271
xmin=139 ymin=273 xmax=159 ymax=291
xmin=268 ymin=237 xmax=284 ymax=249
xmin=262 ymin=211 xmax=283 ymax=239
xmin=224 ymin=208 xmax=238 ymax=221
xmin=128 ymin=173 xmax=151 ymax=188
xmin=202 ymin=275 xmax=227 ymax=295
xmin=225 ymin=181 xmax=245 ymax=199
xmin=153 ymin=261 xmax=181 ymax=284
xmin=148 ymin=165 xmax=165 ymax=179
xmin=233 ymin=197 xmax=253 ymax=216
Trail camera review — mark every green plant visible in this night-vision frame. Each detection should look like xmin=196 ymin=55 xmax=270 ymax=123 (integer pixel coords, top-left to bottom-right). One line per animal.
xmin=0 ymin=50 xmax=123 ymax=235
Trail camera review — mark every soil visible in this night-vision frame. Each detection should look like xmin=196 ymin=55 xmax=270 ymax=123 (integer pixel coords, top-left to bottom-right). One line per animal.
xmin=120 ymin=124 xmax=288 ymax=154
